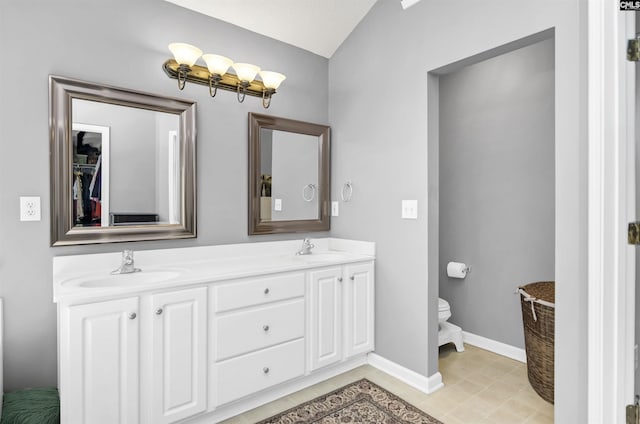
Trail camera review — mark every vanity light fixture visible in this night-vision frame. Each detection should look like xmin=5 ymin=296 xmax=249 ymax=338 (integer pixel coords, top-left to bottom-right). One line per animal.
xmin=163 ymin=43 xmax=286 ymax=108
xmin=232 ymin=63 xmax=261 ymax=103
xmin=168 ymin=43 xmax=203 ymax=90
xmin=201 ymin=54 xmax=233 ymax=97
xmin=259 ymin=71 xmax=286 ymax=108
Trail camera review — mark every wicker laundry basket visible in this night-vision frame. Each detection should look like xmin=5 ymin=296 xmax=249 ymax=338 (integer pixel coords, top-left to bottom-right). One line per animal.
xmin=519 ymin=281 xmax=555 ymax=404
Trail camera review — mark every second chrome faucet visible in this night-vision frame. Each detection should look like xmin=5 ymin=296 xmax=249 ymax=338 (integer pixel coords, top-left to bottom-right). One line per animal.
xmin=296 ymin=238 xmax=314 ymax=255
xmin=111 ymin=249 xmax=141 ymax=274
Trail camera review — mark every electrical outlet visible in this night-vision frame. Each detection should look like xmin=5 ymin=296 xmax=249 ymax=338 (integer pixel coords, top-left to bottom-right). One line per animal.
xmin=274 ymin=198 xmax=283 ymax=211
xmin=332 ymin=201 xmax=339 ymax=216
xmin=20 ymin=196 xmax=41 ymax=221
xmin=401 ymin=200 xmax=418 ymax=219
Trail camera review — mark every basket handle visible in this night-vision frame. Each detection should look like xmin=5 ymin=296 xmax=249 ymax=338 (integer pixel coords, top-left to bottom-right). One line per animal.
xmin=519 ymin=289 xmax=538 ymax=322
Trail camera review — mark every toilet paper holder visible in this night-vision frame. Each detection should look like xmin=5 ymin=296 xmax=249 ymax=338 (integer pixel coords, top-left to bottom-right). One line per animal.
xmin=446 ymin=261 xmax=471 ymax=278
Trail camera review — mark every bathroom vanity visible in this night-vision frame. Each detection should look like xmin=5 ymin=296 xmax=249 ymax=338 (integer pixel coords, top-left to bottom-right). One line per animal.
xmin=53 ymin=238 xmax=375 ymax=424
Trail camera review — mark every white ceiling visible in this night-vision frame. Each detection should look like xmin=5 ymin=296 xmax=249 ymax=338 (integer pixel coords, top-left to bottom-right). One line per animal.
xmin=164 ymin=0 xmax=379 ymax=58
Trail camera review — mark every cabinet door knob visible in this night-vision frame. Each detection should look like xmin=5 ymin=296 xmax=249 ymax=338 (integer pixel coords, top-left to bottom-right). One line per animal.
xmin=263 ymin=367 xmax=270 ymax=374
xmin=338 ymin=277 xmax=343 ymax=282
xmin=264 ymin=288 xmax=270 ymax=295
xmin=128 ymin=312 xmax=137 ymax=320
xmin=155 ymin=308 xmax=163 ymax=315
xmin=263 ymin=324 xmax=270 ymax=332
xmin=350 ymin=276 xmax=355 ymax=281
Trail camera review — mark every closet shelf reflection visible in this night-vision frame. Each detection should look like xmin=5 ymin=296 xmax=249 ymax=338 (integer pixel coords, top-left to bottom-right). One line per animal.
xmin=73 ymin=164 xmax=96 ymax=171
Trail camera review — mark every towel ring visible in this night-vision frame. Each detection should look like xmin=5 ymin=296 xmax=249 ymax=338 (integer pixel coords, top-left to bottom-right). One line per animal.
xmin=341 ymin=181 xmax=353 ymax=202
xmin=302 ymin=184 xmax=316 ymax=202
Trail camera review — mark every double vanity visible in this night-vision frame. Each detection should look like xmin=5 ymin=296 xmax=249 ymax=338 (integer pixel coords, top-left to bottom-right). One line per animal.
xmin=53 ymin=238 xmax=375 ymax=424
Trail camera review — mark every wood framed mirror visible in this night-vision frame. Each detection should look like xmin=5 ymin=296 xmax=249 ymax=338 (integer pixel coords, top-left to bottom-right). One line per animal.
xmin=248 ymin=113 xmax=330 ymax=235
xmin=49 ymin=75 xmax=197 ymax=245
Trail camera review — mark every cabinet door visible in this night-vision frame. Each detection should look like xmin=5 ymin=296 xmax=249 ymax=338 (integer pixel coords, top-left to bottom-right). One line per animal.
xmin=149 ymin=287 xmax=207 ymax=424
xmin=308 ymin=267 xmax=343 ymax=371
xmin=66 ymin=297 xmax=139 ymax=424
xmin=344 ymin=262 xmax=375 ymax=357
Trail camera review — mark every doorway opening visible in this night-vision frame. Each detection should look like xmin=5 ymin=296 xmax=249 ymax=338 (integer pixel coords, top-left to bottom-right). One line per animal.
xmin=426 ymin=29 xmax=556 ymax=419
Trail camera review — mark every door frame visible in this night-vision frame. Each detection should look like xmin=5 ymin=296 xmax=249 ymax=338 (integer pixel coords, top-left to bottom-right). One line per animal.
xmin=587 ymin=3 xmax=636 ymax=422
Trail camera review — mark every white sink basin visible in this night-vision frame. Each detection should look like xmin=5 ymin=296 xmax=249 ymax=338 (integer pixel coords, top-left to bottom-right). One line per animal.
xmin=63 ymin=269 xmax=185 ymax=288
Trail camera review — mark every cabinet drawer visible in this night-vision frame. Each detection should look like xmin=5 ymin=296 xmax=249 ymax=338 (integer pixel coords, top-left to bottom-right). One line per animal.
xmin=214 ymin=299 xmax=304 ymax=360
xmin=213 ymin=272 xmax=305 ymax=312
xmin=213 ymin=338 xmax=305 ymax=406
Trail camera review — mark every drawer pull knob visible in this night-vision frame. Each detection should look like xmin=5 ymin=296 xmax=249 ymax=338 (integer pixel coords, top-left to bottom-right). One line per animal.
xmin=350 ymin=276 xmax=355 ymax=281
xmin=128 ymin=312 xmax=137 ymax=320
xmin=338 ymin=277 xmax=343 ymax=282
xmin=264 ymin=288 xmax=270 ymax=295
xmin=155 ymin=308 xmax=163 ymax=315
xmin=263 ymin=367 xmax=270 ymax=374
xmin=263 ymin=324 xmax=270 ymax=331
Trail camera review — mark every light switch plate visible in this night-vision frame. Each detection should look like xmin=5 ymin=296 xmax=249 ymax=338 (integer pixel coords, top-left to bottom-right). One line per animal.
xmin=331 ymin=201 xmax=339 ymax=216
xmin=274 ymin=198 xmax=283 ymax=211
xmin=20 ymin=196 xmax=41 ymax=221
xmin=402 ymin=200 xmax=418 ymax=219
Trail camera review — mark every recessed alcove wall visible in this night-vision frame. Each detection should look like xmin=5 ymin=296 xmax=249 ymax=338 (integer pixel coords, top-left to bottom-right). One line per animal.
xmin=436 ymin=36 xmax=555 ymax=350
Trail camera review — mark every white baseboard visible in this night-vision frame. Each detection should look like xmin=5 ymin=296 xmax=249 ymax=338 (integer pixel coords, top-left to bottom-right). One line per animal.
xmin=462 ymin=331 xmax=526 ymax=363
xmin=367 ymin=353 xmax=443 ymax=393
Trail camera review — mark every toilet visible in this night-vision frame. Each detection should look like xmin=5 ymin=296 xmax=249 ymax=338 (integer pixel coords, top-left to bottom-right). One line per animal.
xmin=438 ymin=297 xmax=464 ymax=352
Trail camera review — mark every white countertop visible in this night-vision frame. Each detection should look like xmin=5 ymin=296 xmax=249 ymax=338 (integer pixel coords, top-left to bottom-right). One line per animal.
xmin=53 ymin=238 xmax=375 ymax=303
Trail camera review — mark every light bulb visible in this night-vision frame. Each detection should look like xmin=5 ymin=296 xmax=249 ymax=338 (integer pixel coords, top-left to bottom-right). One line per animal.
xmin=259 ymin=71 xmax=286 ymax=90
xmin=232 ymin=63 xmax=261 ymax=82
xmin=168 ymin=43 xmax=202 ymax=66
xmin=202 ymin=54 xmax=233 ymax=76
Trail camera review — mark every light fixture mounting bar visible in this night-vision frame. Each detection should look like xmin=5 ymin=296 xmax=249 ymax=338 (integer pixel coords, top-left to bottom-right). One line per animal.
xmin=162 ymin=59 xmax=272 ymax=99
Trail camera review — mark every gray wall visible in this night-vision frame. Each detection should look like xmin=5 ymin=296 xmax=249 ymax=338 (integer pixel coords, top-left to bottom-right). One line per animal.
xmin=108 ymin=106 xmax=157 ymax=214
xmin=0 ymin=0 xmax=327 ymax=391
xmin=260 ymin=128 xmax=273 ymax=175
xmin=271 ymin=131 xmax=319 ymax=220
xmin=328 ymin=0 xmax=586 ymax=421
xmin=438 ymin=38 xmax=555 ymax=348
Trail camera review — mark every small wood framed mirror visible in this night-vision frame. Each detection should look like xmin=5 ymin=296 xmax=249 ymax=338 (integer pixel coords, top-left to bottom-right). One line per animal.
xmin=248 ymin=113 xmax=330 ymax=235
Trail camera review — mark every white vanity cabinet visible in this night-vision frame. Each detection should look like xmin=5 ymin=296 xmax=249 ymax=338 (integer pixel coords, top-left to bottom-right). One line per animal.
xmin=343 ymin=262 xmax=375 ymax=357
xmin=59 ymin=287 xmax=207 ymax=424
xmin=146 ymin=287 xmax=207 ymax=424
xmin=308 ymin=261 xmax=375 ymax=372
xmin=54 ymin=239 xmax=376 ymax=424
xmin=308 ymin=267 xmax=343 ymax=370
xmin=210 ymin=272 xmax=306 ymax=407
xmin=61 ymin=297 xmax=140 ymax=424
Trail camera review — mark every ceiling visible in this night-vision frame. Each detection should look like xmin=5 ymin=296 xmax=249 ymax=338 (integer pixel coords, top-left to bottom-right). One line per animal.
xmin=164 ymin=0 xmax=380 ymax=58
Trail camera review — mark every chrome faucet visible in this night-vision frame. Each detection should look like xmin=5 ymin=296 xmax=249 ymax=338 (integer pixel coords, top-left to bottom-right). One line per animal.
xmin=296 ymin=238 xmax=315 ymax=255
xmin=111 ymin=249 xmax=141 ymax=274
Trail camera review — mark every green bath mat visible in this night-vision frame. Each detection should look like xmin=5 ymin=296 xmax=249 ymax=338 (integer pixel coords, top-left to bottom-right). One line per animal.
xmin=1 ymin=387 xmax=60 ymax=424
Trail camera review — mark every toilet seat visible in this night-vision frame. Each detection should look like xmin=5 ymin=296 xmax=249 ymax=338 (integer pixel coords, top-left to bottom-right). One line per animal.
xmin=437 ymin=297 xmax=464 ymax=352
xmin=438 ymin=297 xmax=450 ymax=313
xmin=438 ymin=297 xmax=451 ymax=324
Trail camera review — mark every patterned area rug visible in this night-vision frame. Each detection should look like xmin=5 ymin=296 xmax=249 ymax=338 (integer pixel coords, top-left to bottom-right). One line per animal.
xmin=255 ymin=378 xmax=443 ymax=424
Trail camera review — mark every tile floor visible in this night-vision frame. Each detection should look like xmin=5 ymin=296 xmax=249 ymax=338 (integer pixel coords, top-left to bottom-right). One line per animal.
xmin=220 ymin=343 xmax=554 ymax=423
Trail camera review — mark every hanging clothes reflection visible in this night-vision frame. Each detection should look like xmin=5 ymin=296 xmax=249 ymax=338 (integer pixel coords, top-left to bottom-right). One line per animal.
xmin=73 ymin=130 xmax=103 ymax=226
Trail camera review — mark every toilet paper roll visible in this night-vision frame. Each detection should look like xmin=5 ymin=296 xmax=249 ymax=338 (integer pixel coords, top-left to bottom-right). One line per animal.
xmin=447 ymin=262 xmax=469 ymax=279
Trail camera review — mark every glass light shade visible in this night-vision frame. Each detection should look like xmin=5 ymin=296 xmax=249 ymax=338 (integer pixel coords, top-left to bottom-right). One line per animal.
xmin=168 ymin=43 xmax=202 ymax=66
xmin=202 ymin=54 xmax=233 ymax=76
xmin=232 ymin=63 xmax=261 ymax=82
xmin=259 ymin=71 xmax=286 ymax=90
